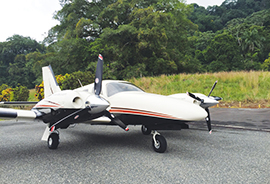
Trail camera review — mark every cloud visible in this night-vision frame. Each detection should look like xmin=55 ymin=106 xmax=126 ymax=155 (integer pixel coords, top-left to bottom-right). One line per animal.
xmin=0 ymin=0 xmax=61 ymax=42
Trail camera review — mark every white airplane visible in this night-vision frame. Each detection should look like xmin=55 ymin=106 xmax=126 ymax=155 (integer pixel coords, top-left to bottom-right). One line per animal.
xmin=0 ymin=55 xmax=221 ymax=153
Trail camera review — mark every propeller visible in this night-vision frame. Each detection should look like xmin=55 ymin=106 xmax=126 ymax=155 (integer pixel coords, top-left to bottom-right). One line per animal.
xmin=187 ymin=81 xmax=219 ymax=134
xmin=205 ymin=108 xmax=212 ymax=134
xmin=49 ymin=54 xmax=109 ymax=132
xmin=187 ymin=92 xmax=204 ymax=103
xmin=208 ymin=80 xmax=218 ymax=97
xmin=94 ymin=54 xmax=103 ymax=95
xmin=94 ymin=54 xmax=128 ymax=131
xmin=205 ymin=81 xmax=219 ymax=134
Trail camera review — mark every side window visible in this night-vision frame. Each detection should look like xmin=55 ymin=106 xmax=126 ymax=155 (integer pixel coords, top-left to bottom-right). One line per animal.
xmin=106 ymin=83 xmax=119 ymax=97
xmin=106 ymin=82 xmax=143 ymax=97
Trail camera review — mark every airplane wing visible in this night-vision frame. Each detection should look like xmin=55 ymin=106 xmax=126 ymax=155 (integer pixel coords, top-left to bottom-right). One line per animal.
xmin=0 ymin=101 xmax=38 ymax=105
xmin=0 ymin=108 xmax=41 ymax=122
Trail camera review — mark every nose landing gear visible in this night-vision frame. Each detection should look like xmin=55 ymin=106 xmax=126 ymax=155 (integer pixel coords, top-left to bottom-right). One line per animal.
xmin=48 ymin=131 xmax=60 ymax=149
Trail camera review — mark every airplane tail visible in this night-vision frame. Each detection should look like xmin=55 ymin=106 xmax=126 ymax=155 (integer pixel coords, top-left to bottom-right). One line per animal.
xmin=42 ymin=65 xmax=61 ymax=98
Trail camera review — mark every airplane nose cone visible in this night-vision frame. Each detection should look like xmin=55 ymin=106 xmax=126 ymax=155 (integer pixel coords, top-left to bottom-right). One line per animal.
xmin=194 ymin=106 xmax=208 ymax=120
xmin=86 ymin=95 xmax=110 ymax=114
xmin=182 ymin=103 xmax=208 ymax=121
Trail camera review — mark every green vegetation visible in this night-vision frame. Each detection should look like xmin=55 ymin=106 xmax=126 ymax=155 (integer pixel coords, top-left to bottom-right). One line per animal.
xmin=130 ymin=71 xmax=270 ymax=107
xmin=0 ymin=0 xmax=269 ymax=89
xmin=28 ymin=89 xmax=37 ymax=102
xmin=0 ymin=84 xmax=29 ymax=102
xmin=0 ymin=0 xmax=269 ymax=106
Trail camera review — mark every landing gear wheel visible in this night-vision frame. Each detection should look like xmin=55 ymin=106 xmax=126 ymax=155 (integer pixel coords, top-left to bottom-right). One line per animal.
xmin=152 ymin=134 xmax=167 ymax=153
xmin=48 ymin=132 xmax=60 ymax=149
xmin=141 ymin=125 xmax=151 ymax=135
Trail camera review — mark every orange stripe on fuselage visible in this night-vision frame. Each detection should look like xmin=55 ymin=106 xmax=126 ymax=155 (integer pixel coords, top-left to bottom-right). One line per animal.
xmin=109 ymin=107 xmax=182 ymax=120
xmin=34 ymin=104 xmax=61 ymax=108
xmin=34 ymin=100 xmax=63 ymax=108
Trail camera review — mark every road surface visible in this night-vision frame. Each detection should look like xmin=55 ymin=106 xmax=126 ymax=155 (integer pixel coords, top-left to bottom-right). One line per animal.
xmin=0 ymin=108 xmax=270 ymax=183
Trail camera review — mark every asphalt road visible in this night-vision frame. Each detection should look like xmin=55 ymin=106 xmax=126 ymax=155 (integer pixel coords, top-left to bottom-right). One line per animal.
xmin=192 ymin=108 xmax=270 ymax=132
xmin=0 ymin=108 xmax=270 ymax=183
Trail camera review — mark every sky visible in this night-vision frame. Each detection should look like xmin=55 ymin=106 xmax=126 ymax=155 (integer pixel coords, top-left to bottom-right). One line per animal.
xmin=186 ymin=0 xmax=224 ymax=7
xmin=0 ymin=0 xmax=225 ymax=43
xmin=0 ymin=0 xmax=61 ymax=42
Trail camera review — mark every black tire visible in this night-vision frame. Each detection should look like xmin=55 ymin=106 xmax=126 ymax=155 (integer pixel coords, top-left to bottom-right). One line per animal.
xmin=141 ymin=125 xmax=151 ymax=135
xmin=48 ymin=133 xmax=60 ymax=149
xmin=152 ymin=135 xmax=167 ymax=153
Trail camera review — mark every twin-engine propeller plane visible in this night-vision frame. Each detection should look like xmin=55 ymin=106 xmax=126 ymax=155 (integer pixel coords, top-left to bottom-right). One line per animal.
xmin=0 ymin=55 xmax=221 ymax=153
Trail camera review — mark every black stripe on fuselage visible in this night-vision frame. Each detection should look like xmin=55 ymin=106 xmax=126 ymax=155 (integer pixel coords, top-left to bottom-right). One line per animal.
xmin=117 ymin=113 xmax=187 ymax=125
xmin=115 ymin=114 xmax=189 ymax=130
xmin=91 ymin=114 xmax=189 ymax=130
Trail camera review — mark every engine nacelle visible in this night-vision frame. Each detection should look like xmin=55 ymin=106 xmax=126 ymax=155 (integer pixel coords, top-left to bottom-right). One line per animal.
xmin=34 ymin=90 xmax=85 ymax=109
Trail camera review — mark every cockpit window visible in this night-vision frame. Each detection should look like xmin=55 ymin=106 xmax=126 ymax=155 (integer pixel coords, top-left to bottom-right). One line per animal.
xmin=106 ymin=82 xmax=143 ymax=97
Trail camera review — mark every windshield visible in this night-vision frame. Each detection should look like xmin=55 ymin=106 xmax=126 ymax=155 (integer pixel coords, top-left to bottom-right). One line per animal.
xmin=106 ymin=82 xmax=143 ymax=97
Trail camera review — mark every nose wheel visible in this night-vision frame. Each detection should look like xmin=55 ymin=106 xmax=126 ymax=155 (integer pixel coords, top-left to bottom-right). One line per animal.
xmin=48 ymin=131 xmax=60 ymax=149
xmin=152 ymin=131 xmax=167 ymax=153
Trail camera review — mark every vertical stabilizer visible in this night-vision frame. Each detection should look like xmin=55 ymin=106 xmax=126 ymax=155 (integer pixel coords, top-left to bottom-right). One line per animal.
xmin=42 ymin=65 xmax=61 ymax=98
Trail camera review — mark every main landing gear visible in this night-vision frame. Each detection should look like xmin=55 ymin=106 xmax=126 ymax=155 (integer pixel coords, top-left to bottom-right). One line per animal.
xmin=47 ymin=131 xmax=60 ymax=149
xmin=46 ymin=125 xmax=167 ymax=152
xmin=141 ymin=125 xmax=167 ymax=153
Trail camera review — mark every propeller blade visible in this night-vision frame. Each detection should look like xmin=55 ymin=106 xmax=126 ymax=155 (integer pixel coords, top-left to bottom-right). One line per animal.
xmin=94 ymin=54 xmax=103 ymax=95
xmin=208 ymin=81 xmax=218 ymax=97
xmin=205 ymin=108 xmax=212 ymax=134
xmin=187 ymin=92 xmax=204 ymax=103
xmin=105 ymin=111 xmax=129 ymax=131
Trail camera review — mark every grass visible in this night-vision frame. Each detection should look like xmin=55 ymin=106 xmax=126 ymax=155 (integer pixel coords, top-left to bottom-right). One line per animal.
xmin=28 ymin=89 xmax=38 ymax=101
xmin=26 ymin=71 xmax=270 ymax=108
xmin=129 ymin=71 xmax=270 ymax=108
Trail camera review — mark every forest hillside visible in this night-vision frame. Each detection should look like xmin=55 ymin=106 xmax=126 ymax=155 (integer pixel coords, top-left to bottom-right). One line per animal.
xmin=0 ymin=0 xmax=269 ymax=104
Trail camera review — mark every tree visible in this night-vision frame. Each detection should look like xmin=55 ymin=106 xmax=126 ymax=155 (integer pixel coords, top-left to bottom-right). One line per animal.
xmin=262 ymin=53 xmax=270 ymax=70
xmin=241 ymin=26 xmax=265 ymax=53
xmin=0 ymin=88 xmax=12 ymax=101
xmin=89 ymin=0 xmax=196 ymax=78
xmin=10 ymin=85 xmax=29 ymax=101
xmin=0 ymin=35 xmax=45 ymax=87
xmin=59 ymin=71 xmax=94 ymax=89
xmin=202 ymin=31 xmax=244 ymax=72
xmin=188 ymin=0 xmax=268 ymax=33
xmin=46 ymin=38 xmax=91 ymax=75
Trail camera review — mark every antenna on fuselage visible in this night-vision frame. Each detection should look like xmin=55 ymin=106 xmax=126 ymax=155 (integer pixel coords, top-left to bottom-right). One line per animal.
xmin=77 ymin=79 xmax=83 ymax=87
